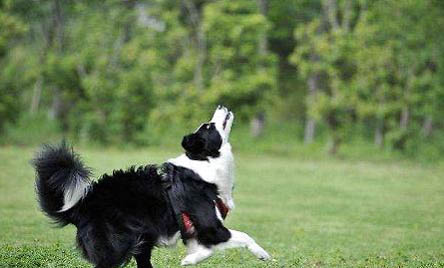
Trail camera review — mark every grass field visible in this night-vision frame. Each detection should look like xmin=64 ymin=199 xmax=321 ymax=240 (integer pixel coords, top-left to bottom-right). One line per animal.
xmin=1 ymin=146 xmax=443 ymax=267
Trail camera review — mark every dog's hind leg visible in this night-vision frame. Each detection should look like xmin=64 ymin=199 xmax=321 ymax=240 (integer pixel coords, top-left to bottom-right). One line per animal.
xmin=212 ymin=229 xmax=271 ymax=261
xmin=134 ymin=248 xmax=153 ymax=268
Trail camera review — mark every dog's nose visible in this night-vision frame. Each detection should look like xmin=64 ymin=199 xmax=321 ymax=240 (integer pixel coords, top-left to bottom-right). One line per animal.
xmin=217 ymin=105 xmax=228 ymax=112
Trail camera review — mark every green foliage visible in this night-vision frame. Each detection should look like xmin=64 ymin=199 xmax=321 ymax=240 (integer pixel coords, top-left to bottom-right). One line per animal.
xmin=0 ymin=0 xmax=444 ymax=157
xmin=290 ymin=0 xmax=444 ymax=154
xmin=202 ymin=1 xmax=276 ymax=119
xmin=0 ymin=1 xmax=27 ymax=134
xmin=291 ymin=17 xmax=358 ymax=152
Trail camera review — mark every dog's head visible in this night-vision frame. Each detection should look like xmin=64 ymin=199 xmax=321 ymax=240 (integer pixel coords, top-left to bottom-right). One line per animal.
xmin=182 ymin=105 xmax=234 ymax=161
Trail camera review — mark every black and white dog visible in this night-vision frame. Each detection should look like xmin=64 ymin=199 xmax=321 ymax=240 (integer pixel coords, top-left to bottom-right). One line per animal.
xmin=33 ymin=106 xmax=270 ymax=268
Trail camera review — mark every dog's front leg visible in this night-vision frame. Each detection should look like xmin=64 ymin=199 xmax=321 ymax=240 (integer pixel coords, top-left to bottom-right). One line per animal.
xmin=213 ymin=229 xmax=271 ymax=260
xmin=181 ymin=239 xmax=214 ymax=266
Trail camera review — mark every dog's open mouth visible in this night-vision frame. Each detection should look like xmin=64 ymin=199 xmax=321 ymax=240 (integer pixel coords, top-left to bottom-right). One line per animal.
xmin=223 ymin=112 xmax=231 ymax=130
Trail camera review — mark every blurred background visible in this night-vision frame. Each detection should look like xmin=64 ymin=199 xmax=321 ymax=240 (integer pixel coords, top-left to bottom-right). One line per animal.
xmin=2 ymin=1 xmax=444 ymax=266
xmin=1 ymin=0 xmax=444 ymax=160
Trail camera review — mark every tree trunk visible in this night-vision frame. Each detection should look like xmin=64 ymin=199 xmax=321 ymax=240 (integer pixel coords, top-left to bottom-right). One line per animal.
xmin=53 ymin=0 xmax=64 ymax=50
xmin=256 ymin=0 xmax=268 ymax=57
xmin=322 ymin=0 xmax=340 ymax=31
xmin=49 ymin=87 xmax=62 ymax=120
xmin=250 ymin=0 xmax=268 ymax=137
xmin=30 ymin=78 xmax=42 ymax=114
xmin=342 ymin=0 xmax=352 ymax=32
xmin=374 ymin=118 xmax=384 ymax=148
xmin=303 ymin=1 xmax=332 ymax=144
xmin=392 ymin=106 xmax=410 ymax=151
xmin=422 ymin=115 xmax=433 ymax=137
xmin=183 ymin=0 xmax=205 ymax=92
xmin=400 ymin=106 xmax=409 ymax=129
xmin=194 ymin=22 xmax=205 ymax=91
xmin=49 ymin=0 xmax=69 ymax=131
xmin=123 ymin=0 xmax=136 ymax=42
xmin=304 ymin=70 xmax=318 ymax=144
xmin=250 ymin=112 xmax=265 ymax=137
xmin=328 ymin=135 xmax=341 ymax=155
xmin=50 ymin=0 xmax=65 ymax=120
xmin=304 ymin=118 xmax=316 ymax=144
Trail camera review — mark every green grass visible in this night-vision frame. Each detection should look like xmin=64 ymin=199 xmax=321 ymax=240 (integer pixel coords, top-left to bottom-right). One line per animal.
xmin=1 ymin=146 xmax=443 ymax=267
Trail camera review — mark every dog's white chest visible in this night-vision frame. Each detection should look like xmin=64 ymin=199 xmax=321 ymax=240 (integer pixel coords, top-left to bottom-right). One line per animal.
xmin=167 ymin=144 xmax=235 ymax=207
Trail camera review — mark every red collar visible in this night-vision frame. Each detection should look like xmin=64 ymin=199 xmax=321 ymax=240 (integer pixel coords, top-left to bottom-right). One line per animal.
xmin=181 ymin=213 xmax=195 ymax=235
xmin=181 ymin=198 xmax=230 ymax=235
xmin=215 ymin=198 xmax=229 ymax=219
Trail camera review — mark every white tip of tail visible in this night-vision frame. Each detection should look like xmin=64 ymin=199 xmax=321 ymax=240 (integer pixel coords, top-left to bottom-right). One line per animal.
xmin=59 ymin=174 xmax=91 ymax=212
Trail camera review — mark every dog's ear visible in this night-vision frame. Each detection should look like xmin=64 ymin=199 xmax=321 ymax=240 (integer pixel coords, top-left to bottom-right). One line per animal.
xmin=182 ymin=134 xmax=205 ymax=154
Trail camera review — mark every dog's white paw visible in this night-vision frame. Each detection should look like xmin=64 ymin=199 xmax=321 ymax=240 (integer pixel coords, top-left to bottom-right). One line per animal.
xmin=249 ymin=244 xmax=271 ymax=260
xmin=180 ymin=256 xmax=196 ymax=266
xmin=181 ymin=250 xmax=212 ymax=266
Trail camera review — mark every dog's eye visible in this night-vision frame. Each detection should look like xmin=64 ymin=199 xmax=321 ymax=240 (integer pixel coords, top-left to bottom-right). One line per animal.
xmin=206 ymin=124 xmax=210 ymax=129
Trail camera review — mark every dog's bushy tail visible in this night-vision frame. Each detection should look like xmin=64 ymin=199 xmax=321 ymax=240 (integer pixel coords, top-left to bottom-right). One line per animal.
xmin=32 ymin=141 xmax=92 ymax=226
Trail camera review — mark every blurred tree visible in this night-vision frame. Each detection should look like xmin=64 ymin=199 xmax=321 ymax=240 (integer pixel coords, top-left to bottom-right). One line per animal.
xmin=202 ymin=1 xmax=276 ymax=123
xmin=291 ymin=0 xmax=360 ymax=154
xmin=363 ymin=0 xmax=444 ymax=151
xmin=268 ymin=0 xmax=320 ymax=139
xmin=1 ymin=0 xmax=444 ymax=155
xmin=0 ymin=0 xmax=27 ymax=134
xmin=68 ymin=0 xmax=158 ymax=143
xmin=352 ymin=8 xmax=399 ymax=148
xmin=181 ymin=0 xmax=206 ymax=92
xmin=250 ymin=0 xmax=268 ymax=137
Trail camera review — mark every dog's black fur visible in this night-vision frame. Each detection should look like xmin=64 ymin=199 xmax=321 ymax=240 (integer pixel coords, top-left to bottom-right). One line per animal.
xmin=32 ymin=139 xmax=231 ymax=268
